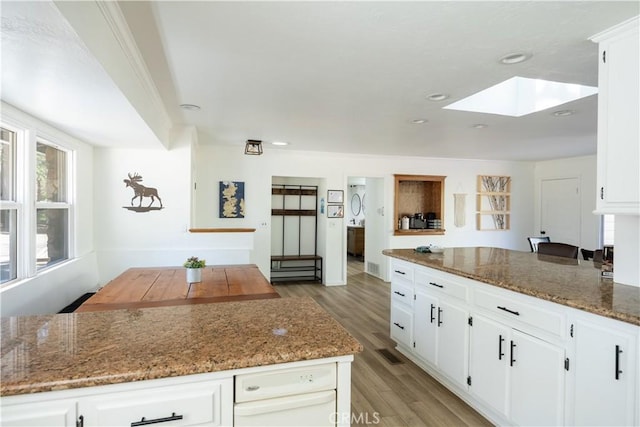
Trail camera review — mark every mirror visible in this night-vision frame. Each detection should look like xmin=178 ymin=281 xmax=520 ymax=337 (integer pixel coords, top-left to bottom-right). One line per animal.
xmin=351 ymin=193 xmax=362 ymax=216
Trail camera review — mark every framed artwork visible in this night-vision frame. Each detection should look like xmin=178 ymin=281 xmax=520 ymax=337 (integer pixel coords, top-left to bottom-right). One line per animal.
xmin=219 ymin=181 xmax=245 ymax=218
xmin=327 ymin=204 xmax=344 ymax=218
xmin=327 ymin=190 xmax=344 ymax=204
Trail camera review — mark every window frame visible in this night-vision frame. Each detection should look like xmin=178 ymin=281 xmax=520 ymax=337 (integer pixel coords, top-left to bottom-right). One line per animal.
xmin=0 ymin=116 xmax=75 ymax=286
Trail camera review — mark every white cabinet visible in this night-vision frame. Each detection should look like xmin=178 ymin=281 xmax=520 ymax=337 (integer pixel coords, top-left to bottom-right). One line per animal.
xmin=468 ymin=315 xmax=565 ymax=426
xmin=1 ymin=374 xmax=233 ymax=427
xmin=413 ymin=285 xmax=469 ymax=387
xmin=0 ymin=399 xmax=77 ymax=427
xmin=79 ymin=380 xmax=230 ymax=426
xmin=390 ymin=260 xmax=414 ymax=349
xmin=591 ymin=17 xmax=640 ymax=214
xmin=569 ymin=316 xmax=638 ymax=426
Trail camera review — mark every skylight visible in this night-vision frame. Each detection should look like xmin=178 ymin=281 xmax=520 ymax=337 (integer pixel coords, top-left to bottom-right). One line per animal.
xmin=443 ymin=77 xmax=598 ymax=117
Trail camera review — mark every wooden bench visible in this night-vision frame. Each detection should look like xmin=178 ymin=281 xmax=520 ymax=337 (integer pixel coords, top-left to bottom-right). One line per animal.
xmin=75 ymin=264 xmax=279 ymax=312
xmin=270 ymin=255 xmax=322 ymax=283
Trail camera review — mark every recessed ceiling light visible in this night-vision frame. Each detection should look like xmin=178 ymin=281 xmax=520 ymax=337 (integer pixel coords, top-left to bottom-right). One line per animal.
xmin=499 ymin=52 xmax=532 ymax=65
xmin=472 ymin=123 xmax=488 ymax=129
xmin=180 ymin=104 xmax=201 ymax=111
xmin=552 ymin=109 xmax=575 ymax=117
xmin=411 ymin=119 xmax=427 ymax=124
xmin=272 ymin=141 xmax=289 ymax=146
xmin=427 ymin=93 xmax=450 ymax=102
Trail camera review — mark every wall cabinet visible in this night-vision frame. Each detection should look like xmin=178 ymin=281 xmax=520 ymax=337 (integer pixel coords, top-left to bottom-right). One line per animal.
xmin=469 ymin=315 xmax=565 ymax=426
xmin=569 ymin=316 xmax=638 ymax=426
xmin=393 ymin=174 xmax=445 ymax=236
xmin=591 ymin=17 xmax=639 ymax=214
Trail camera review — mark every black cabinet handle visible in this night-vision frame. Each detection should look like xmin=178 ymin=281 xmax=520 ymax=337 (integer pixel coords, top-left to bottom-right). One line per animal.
xmin=429 ymin=281 xmax=444 ymax=288
xmin=76 ymin=415 xmax=84 ymax=427
xmin=615 ymin=345 xmax=623 ymax=380
xmin=394 ymin=270 xmax=406 ymax=275
xmin=497 ymin=306 xmax=520 ymax=316
xmin=393 ymin=291 xmax=405 ymax=297
xmin=393 ymin=322 xmax=405 ymax=330
xmin=510 ymin=341 xmax=516 ymax=366
xmin=498 ymin=334 xmax=505 ymax=360
xmin=131 ymin=413 xmax=183 ymax=427
xmin=430 ymin=304 xmax=436 ymax=323
xmin=437 ymin=307 xmax=443 ymax=327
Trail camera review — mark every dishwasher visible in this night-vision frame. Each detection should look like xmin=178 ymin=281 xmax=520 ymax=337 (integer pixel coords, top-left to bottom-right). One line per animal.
xmin=234 ymin=363 xmax=337 ymax=427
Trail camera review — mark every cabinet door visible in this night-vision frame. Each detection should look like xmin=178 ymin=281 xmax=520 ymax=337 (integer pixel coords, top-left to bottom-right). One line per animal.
xmin=390 ymin=302 xmax=413 ymax=349
xmin=595 ymin=20 xmax=640 ymax=213
xmin=437 ymin=300 xmax=469 ymax=387
xmin=413 ymin=288 xmax=438 ymax=364
xmin=78 ymin=379 xmax=230 ymax=426
xmin=572 ymin=320 xmax=636 ymax=426
xmin=468 ymin=315 xmax=509 ymax=418
xmin=510 ymin=329 xmax=565 ymax=427
xmin=0 ymin=400 xmax=77 ymax=427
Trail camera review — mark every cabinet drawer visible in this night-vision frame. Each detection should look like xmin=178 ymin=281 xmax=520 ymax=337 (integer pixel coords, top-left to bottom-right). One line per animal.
xmin=79 ymin=380 xmax=229 ymax=426
xmin=475 ymin=290 xmax=564 ymax=336
xmin=391 ymin=261 xmax=414 ymax=283
xmin=415 ymin=269 xmax=468 ymax=301
xmin=391 ymin=281 xmax=413 ymax=306
xmin=390 ymin=303 xmax=412 ymax=348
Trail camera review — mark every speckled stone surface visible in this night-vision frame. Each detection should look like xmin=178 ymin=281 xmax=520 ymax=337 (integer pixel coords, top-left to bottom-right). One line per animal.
xmin=0 ymin=297 xmax=363 ymax=397
xmin=384 ymin=247 xmax=640 ymax=326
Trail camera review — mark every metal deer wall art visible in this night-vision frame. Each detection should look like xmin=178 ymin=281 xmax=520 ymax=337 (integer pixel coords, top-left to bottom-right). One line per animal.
xmin=123 ymin=172 xmax=163 ymax=213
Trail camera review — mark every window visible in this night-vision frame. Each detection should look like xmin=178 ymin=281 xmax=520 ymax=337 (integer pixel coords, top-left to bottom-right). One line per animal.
xmin=1 ymin=127 xmax=17 ymax=283
xmin=36 ymin=141 xmax=70 ymax=269
xmin=601 ymin=214 xmax=615 ymax=247
xmin=0 ymin=121 xmax=74 ymax=285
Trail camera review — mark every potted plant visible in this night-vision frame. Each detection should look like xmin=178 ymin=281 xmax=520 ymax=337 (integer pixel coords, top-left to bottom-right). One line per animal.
xmin=183 ymin=256 xmax=206 ymax=283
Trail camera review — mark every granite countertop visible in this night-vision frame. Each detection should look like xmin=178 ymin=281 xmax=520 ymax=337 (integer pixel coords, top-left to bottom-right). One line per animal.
xmin=0 ymin=297 xmax=363 ymax=397
xmin=383 ymin=247 xmax=640 ymax=326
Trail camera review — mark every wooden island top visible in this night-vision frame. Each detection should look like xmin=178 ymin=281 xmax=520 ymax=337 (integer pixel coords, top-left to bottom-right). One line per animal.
xmin=76 ymin=264 xmax=279 ymax=312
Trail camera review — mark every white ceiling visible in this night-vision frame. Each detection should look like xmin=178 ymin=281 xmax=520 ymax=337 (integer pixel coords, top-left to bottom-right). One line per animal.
xmin=2 ymin=1 xmax=639 ymax=161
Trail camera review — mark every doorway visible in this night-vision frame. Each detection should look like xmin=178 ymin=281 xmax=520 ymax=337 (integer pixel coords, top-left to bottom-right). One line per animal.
xmin=540 ymin=177 xmax=581 ymax=246
xmin=346 ymin=176 xmax=385 ymax=281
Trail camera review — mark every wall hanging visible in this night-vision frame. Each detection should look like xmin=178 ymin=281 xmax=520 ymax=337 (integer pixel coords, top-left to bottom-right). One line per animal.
xmin=476 ymin=175 xmax=511 ymax=230
xmin=454 ymin=193 xmax=467 ymax=227
xmin=328 ymin=205 xmax=344 ymax=218
xmin=123 ymin=172 xmax=163 ymax=213
xmin=327 ymin=190 xmax=344 ymax=204
xmin=219 ymin=181 xmax=245 ymax=218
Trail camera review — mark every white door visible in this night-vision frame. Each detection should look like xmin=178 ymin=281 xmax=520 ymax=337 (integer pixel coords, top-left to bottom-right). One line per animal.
xmin=510 ymin=329 xmax=565 ymax=427
xmin=413 ymin=288 xmax=438 ymax=364
xmin=468 ymin=315 xmax=510 ymax=418
xmin=437 ymin=300 xmax=469 ymax=387
xmin=572 ymin=320 xmax=635 ymax=426
xmin=540 ymin=177 xmax=581 ymax=246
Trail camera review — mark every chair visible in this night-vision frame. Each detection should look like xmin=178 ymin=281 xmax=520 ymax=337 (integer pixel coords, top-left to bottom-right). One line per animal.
xmin=527 ymin=236 xmax=550 ymax=252
xmin=581 ymin=248 xmax=604 ymax=262
xmin=537 ymin=242 xmax=579 ymax=259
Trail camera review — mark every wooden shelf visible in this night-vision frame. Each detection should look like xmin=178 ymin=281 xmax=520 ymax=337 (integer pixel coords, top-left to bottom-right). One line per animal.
xmin=394 ymin=174 xmax=446 ymax=235
xmin=189 ymin=228 xmax=256 ymax=233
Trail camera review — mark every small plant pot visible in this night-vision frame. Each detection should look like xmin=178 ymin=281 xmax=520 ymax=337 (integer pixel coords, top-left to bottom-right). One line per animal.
xmin=186 ymin=268 xmax=202 ymax=283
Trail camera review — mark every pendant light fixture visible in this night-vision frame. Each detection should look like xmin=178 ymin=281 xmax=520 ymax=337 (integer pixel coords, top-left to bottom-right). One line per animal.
xmin=244 ymin=139 xmax=263 ymax=155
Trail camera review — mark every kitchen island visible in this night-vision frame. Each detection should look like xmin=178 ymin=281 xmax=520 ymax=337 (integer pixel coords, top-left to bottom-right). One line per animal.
xmin=384 ymin=247 xmax=639 ymax=427
xmin=1 ymin=297 xmax=363 ymax=426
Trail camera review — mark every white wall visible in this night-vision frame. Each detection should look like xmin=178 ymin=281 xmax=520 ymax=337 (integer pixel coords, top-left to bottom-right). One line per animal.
xmin=194 ymin=145 xmax=537 ymax=284
xmin=92 ymin=127 xmax=252 ymax=285
xmin=534 ymin=155 xmax=599 ymax=250
xmin=0 ymin=104 xmax=98 ymax=316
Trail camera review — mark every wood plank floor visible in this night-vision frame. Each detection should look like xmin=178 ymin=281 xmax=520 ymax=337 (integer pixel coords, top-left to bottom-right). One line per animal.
xmin=274 ymin=257 xmax=492 ymax=427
